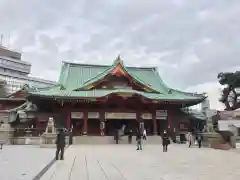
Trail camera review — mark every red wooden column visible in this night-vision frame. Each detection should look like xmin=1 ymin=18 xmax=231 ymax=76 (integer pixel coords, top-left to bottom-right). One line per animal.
xmin=152 ymin=110 xmax=157 ymax=135
xmin=83 ymin=110 xmax=88 ymax=135
xmin=136 ymin=110 xmax=141 ymax=122
xmin=100 ymin=110 xmax=105 ymax=136
xmin=66 ymin=106 xmax=71 ymax=130
xmin=136 ymin=110 xmax=143 ymax=131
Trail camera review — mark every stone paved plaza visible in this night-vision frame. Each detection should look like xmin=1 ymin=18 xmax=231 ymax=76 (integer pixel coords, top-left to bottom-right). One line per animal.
xmin=41 ymin=144 xmax=240 ymax=180
xmin=0 ymin=145 xmax=55 ymax=180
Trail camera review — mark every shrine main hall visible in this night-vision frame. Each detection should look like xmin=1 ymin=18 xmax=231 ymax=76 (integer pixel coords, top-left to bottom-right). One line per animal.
xmin=11 ymin=57 xmax=206 ymax=136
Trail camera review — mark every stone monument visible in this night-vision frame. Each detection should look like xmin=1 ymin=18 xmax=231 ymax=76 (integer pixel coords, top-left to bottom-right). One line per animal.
xmin=40 ymin=117 xmax=57 ymax=147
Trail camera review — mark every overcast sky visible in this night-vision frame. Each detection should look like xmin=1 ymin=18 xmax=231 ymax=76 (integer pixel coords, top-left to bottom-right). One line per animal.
xmin=1 ymin=0 xmax=239 ymax=110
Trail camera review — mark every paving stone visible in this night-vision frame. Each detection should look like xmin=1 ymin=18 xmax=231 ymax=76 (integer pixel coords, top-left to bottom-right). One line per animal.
xmin=0 ymin=145 xmax=55 ymax=180
xmin=40 ymin=144 xmax=240 ymax=180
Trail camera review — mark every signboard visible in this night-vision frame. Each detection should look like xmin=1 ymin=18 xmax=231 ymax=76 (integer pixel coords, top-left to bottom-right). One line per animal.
xmin=105 ymin=112 xmax=136 ymax=119
xmin=156 ymin=110 xmax=167 ymax=120
xmin=201 ymin=99 xmax=210 ymax=110
xmin=233 ymin=109 xmax=240 ymax=118
xmin=88 ymin=112 xmax=99 ymax=119
xmin=141 ymin=113 xmax=152 ymax=119
xmin=71 ymin=112 xmax=83 ymax=119
xmin=219 ymin=111 xmax=234 ymax=120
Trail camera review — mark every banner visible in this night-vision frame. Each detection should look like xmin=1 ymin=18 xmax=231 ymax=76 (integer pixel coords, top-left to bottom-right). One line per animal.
xmin=156 ymin=110 xmax=167 ymax=120
xmin=105 ymin=112 xmax=136 ymax=119
xmin=71 ymin=112 xmax=83 ymax=119
xmin=88 ymin=112 xmax=99 ymax=119
xmin=141 ymin=113 xmax=152 ymax=119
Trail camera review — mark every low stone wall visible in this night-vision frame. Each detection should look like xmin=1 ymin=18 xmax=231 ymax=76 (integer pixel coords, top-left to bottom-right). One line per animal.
xmin=73 ymin=136 xmax=162 ymax=145
xmin=40 ymin=135 xmax=69 ymax=148
xmin=9 ymin=136 xmax=69 ymax=146
xmin=211 ymin=143 xmax=232 ymax=150
xmin=202 ymin=132 xmax=232 ymax=150
xmin=11 ymin=137 xmax=41 ymax=145
xmin=0 ymin=125 xmax=14 ymax=144
xmin=202 ymin=133 xmax=224 ymax=147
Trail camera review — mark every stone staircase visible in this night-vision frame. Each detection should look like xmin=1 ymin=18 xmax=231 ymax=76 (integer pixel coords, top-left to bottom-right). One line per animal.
xmin=73 ymin=136 xmax=162 ymax=145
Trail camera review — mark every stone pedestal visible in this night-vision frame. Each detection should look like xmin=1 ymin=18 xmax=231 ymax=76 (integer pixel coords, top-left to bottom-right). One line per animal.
xmin=202 ymin=132 xmax=225 ymax=148
xmin=0 ymin=123 xmax=14 ymax=144
xmin=40 ymin=117 xmax=57 ymax=147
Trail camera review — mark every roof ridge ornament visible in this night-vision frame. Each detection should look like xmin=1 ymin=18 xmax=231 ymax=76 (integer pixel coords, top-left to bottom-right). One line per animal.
xmin=114 ymin=54 xmax=123 ymax=65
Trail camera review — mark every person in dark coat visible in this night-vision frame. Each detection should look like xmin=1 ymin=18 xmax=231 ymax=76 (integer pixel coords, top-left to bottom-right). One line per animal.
xmin=136 ymin=129 xmax=142 ymax=150
xmin=197 ymin=133 xmax=203 ymax=148
xmin=68 ymin=127 xmax=73 ymax=145
xmin=128 ymin=129 xmax=133 ymax=144
xmin=114 ymin=129 xmax=119 ymax=144
xmin=171 ymin=128 xmax=177 ymax=143
xmin=162 ymin=130 xmax=170 ymax=152
xmin=55 ymin=128 xmax=66 ymax=160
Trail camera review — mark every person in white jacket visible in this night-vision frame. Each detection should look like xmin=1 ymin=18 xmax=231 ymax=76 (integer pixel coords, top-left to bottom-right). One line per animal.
xmin=143 ymin=129 xmax=147 ymax=140
xmin=187 ymin=132 xmax=194 ymax=148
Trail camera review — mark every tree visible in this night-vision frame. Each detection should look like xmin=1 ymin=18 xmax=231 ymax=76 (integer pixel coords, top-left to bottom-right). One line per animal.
xmin=218 ymin=71 xmax=240 ymax=110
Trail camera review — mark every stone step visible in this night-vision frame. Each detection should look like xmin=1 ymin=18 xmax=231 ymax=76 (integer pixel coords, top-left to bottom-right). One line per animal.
xmin=73 ymin=136 xmax=163 ymax=144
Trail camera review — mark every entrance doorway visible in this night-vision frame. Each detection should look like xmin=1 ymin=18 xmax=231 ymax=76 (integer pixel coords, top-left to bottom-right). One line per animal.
xmin=71 ymin=119 xmax=83 ymax=135
xmin=88 ymin=119 xmax=100 ymax=135
xmin=105 ymin=119 xmax=138 ymax=136
xmin=143 ymin=120 xmax=154 ymax=135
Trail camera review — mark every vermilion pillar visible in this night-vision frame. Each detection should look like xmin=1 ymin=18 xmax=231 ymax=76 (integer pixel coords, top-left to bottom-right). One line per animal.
xmin=83 ymin=110 xmax=88 ymax=135
xmin=152 ymin=111 xmax=157 ymax=135
xmin=136 ymin=110 xmax=141 ymax=122
xmin=66 ymin=106 xmax=71 ymax=130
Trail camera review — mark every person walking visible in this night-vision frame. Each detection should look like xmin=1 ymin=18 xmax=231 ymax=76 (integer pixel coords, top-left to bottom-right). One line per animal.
xmin=68 ymin=128 xmax=73 ymax=145
xmin=128 ymin=129 xmax=133 ymax=144
xmin=143 ymin=129 xmax=147 ymax=140
xmin=187 ymin=132 xmax=193 ymax=148
xmin=197 ymin=133 xmax=203 ymax=148
xmin=114 ymin=129 xmax=119 ymax=144
xmin=162 ymin=130 xmax=169 ymax=152
xmin=172 ymin=128 xmax=177 ymax=143
xmin=136 ymin=129 xmax=142 ymax=150
xmin=55 ymin=128 xmax=66 ymax=160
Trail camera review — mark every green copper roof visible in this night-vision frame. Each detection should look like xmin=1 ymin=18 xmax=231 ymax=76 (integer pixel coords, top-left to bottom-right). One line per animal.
xmin=27 ymin=58 xmax=206 ymax=105
xmin=57 ymin=61 xmax=169 ymax=93
xmin=29 ymin=88 xmax=203 ymax=101
xmin=79 ymin=57 xmax=159 ymax=92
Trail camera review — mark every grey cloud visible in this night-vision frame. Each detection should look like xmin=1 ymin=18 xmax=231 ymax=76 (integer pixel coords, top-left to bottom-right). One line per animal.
xmin=37 ymin=34 xmax=59 ymax=53
xmin=0 ymin=0 xmax=240 ymax=90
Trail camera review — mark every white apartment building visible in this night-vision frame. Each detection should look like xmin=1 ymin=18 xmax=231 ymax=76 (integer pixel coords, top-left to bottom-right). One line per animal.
xmin=0 ymin=46 xmax=56 ymax=93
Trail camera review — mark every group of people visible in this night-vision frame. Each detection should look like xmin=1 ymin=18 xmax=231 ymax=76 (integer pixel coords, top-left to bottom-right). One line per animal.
xmin=114 ymin=128 xmax=171 ymax=152
xmin=55 ymin=127 xmax=203 ymax=160
xmin=187 ymin=132 xmax=203 ymax=148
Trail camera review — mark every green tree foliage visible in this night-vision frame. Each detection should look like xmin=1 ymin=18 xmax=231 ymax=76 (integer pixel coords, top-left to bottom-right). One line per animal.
xmin=218 ymin=71 xmax=240 ymax=110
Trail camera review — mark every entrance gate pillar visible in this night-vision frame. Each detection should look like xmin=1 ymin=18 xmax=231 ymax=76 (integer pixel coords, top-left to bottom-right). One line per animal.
xmin=83 ymin=110 xmax=88 ymax=135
